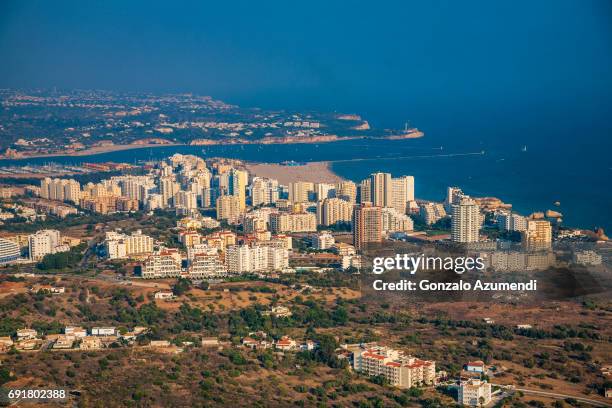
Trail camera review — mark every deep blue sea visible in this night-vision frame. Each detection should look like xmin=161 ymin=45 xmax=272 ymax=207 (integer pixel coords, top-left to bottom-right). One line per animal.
xmin=1 ymin=132 xmax=610 ymax=231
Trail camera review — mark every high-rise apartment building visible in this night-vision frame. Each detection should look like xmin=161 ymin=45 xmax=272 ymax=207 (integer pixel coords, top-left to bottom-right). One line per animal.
xmin=497 ymin=212 xmax=527 ymax=232
xmin=381 ymin=207 xmax=414 ymax=234
xmin=370 ymin=172 xmax=393 ymax=207
xmin=315 ymin=183 xmax=335 ymax=201
xmin=225 ymin=244 xmax=288 ymax=274
xmin=104 ymin=230 xmax=154 ymax=259
xmin=230 ymin=169 xmax=248 ymax=210
xmin=40 ymin=178 xmax=81 ymax=203
xmin=288 ymin=182 xmax=315 ymax=203
xmin=174 ymin=190 xmax=198 ymax=210
xmin=352 ymin=202 xmax=382 ymax=250
xmin=335 ymin=181 xmax=357 ymax=203
xmin=316 ymin=197 xmax=353 ymax=226
xmin=522 ymin=219 xmax=552 ymax=251
xmin=251 ymin=177 xmax=279 ymax=207
xmin=419 ymin=202 xmax=447 ymax=225
xmin=269 ymin=212 xmax=317 ymax=233
xmin=219 ymin=168 xmax=248 ymax=210
xmin=445 ymin=186 xmax=464 ymax=212
xmin=391 ymin=176 xmax=415 ymax=214
xmin=359 ymin=179 xmax=372 ymax=203
xmin=216 ymin=195 xmax=242 ymax=224
xmin=451 ymin=197 xmax=480 ymax=243
xmin=28 ymin=229 xmax=62 ymax=261
xmin=160 ymin=176 xmax=180 ymax=208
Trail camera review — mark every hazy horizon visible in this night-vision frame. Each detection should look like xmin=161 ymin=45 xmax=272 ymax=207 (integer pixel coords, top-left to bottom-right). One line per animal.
xmin=1 ymin=1 xmax=611 ymax=130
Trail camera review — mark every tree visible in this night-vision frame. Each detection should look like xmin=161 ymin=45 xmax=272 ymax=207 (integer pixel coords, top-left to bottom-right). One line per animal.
xmin=172 ymin=278 xmax=191 ymax=296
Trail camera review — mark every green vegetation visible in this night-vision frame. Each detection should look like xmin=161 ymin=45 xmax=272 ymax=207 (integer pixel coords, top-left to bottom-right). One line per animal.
xmin=36 ymin=243 xmax=87 ymax=271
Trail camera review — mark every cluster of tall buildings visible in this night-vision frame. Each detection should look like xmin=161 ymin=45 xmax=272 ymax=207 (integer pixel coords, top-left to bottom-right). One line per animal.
xmin=40 ymin=178 xmax=81 ymax=203
xmin=37 ymin=159 xmax=420 ymax=255
xmin=128 ymin=208 xmax=295 ymax=279
xmin=32 ymin=155 xmax=563 ymax=276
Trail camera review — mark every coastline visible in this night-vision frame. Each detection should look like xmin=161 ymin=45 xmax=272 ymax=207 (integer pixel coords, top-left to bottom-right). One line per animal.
xmin=0 ymin=130 xmax=423 ymax=161
xmin=2 ymin=143 xmax=184 ymax=160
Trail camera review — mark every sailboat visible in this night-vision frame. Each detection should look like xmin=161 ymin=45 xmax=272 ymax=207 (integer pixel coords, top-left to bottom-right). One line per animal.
xmin=521 ymin=145 xmax=527 ymax=152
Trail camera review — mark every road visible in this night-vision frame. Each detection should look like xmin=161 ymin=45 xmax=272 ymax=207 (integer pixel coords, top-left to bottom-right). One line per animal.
xmin=515 ymin=388 xmax=611 ymax=408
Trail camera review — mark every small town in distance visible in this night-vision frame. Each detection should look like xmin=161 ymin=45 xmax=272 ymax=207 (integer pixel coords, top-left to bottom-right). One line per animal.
xmin=0 ymin=152 xmax=610 ymax=407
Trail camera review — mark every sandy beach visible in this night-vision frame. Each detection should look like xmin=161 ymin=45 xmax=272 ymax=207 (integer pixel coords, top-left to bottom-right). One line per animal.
xmin=245 ymin=161 xmax=345 ymax=184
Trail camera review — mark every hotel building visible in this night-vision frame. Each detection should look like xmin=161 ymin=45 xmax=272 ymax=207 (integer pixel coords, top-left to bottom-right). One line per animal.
xmin=353 ymin=345 xmax=435 ymax=388
xmin=0 ymin=238 xmax=21 ymax=264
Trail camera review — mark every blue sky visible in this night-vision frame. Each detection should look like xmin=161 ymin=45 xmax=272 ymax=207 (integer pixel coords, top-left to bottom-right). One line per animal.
xmin=1 ymin=0 xmax=610 ymax=129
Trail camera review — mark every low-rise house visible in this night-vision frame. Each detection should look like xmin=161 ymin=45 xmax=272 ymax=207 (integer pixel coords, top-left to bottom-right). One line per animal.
xmin=99 ymin=336 xmax=120 ymax=347
xmin=154 ymin=291 xmax=175 ymax=300
xmin=201 ymin=337 xmax=219 ymax=347
xmin=31 ymin=285 xmax=65 ymax=294
xmin=133 ymin=326 xmax=149 ymax=335
xmin=0 ymin=336 xmax=13 ymax=347
xmin=300 ymin=340 xmax=318 ymax=351
xmin=483 ymin=318 xmax=494 ymax=324
xmin=242 ymin=337 xmax=259 ymax=349
xmin=91 ymin=327 xmax=116 ymax=336
xmin=0 ymin=336 xmax=13 ymax=352
xmin=53 ymin=335 xmax=75 ymax=349
xmin=465 ymin=361 xmax=485 ymax=373
xmin=262 ymin=306 xmax=292 ymax=318
xmin=65 ymin=326 xmax=87 ymax=338
xmin=120 ymin=331 xmax=137 ymax=341
xmin=149 ymin=340 xmax=171 ymax=348
xmin=516 ymin=324 xmax=532 ymax=329
xmin=275 ymin=336 xmax=297 ymax=351
xmin=80 ymin=336 xmax=102 ymax=350
xmin=16 ymin=328 xmax=38 ymax=340
xmin=15 ymin=339 xmax=40 ymax=350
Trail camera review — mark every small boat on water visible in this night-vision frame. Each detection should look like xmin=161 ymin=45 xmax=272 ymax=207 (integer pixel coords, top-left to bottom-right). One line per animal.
xmin=521 ymin=145 xmax=527 ymax=152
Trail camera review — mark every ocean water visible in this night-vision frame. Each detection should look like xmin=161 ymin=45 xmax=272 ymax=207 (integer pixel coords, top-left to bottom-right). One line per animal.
xmin=1 ymin=135 xmax=610 ymax=231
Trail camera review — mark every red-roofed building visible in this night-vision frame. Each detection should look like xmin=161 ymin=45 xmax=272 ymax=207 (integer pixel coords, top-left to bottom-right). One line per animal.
xmin=274 ymin=336 xmax=297 ymax=351
xmin=353 ymin=344 xmax=435 ymax=388
xmin=465 ymin=360 xmax=485 ymax=373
